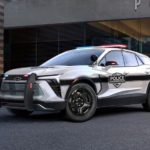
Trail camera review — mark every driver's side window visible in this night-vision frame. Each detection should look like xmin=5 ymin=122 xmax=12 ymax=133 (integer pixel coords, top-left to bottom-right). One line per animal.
xmin=99 ymin=51 xmax=124 ymax=67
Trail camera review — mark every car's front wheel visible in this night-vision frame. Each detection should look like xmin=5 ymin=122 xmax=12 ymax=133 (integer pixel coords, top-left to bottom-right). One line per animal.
xmin=65 ymin=83 xmax=97 ymax=122
xmin=7 ymin=108 xmax=32 ymax=117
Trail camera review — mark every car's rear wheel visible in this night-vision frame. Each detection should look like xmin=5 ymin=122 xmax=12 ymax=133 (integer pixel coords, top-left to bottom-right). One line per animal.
xmin=142 ymin=89 xmax=150 ymax=111
xmin=65 ymin=83 xmax=97 ymax=122
xmin=7 ymin=108 xmax=32 ymax=117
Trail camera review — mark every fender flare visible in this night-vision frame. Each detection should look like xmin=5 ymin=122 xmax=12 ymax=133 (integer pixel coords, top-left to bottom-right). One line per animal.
xmin=65 ymin=77 xmax=98 ymax=99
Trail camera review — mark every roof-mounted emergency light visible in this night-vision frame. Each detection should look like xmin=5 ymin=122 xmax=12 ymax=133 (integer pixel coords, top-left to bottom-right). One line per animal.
xmin=100 ymin=44 xmax=128 ymax=49
xmin=75 ymin=46 xmax=95 ymax=50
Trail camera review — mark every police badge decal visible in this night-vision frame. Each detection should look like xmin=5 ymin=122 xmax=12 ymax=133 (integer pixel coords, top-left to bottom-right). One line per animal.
xmin=109 ymin=73 xmax=125 ymax=88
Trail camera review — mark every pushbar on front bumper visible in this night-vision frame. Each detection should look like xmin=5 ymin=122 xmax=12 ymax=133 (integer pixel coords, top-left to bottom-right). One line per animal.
xmin=24 ymin=73 xmax=37 ymax=111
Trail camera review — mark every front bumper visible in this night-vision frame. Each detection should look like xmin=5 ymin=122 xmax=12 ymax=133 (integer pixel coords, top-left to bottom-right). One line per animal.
xmin=0 ymin=74 xmax=66 ymax=111
xmin=0 ymin=99 xmax=65 ymax=111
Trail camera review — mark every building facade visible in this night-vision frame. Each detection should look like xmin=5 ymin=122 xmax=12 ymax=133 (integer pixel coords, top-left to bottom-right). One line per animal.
xmin=0 ymin=0 xmax=3 ymax=73
xmin=4 ymin=0 xmax=150 ymax=71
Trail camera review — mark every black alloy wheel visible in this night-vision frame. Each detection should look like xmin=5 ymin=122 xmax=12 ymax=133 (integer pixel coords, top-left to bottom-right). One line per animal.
xmin=66 ymin=83 xmax=97 ymax=122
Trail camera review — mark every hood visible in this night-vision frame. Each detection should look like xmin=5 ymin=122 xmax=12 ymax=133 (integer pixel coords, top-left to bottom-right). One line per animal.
xmin=5 ymin=66 xmax=92 ymax=76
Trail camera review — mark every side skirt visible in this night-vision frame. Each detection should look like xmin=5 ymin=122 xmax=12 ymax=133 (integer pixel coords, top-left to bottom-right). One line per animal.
xmin=97 ymin=94 xmax=147 ymax=107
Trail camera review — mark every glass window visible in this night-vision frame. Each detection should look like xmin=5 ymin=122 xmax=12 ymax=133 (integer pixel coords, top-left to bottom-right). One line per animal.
xmin=138 ymin=55 xmax=150 ymax=65
xmin=105 ymin=51 xmax=124 ymax=67
xmin=123 ymin=51 xmax=138 ymax=67
xmin=41 ymin=49 xmax=104 ymax=66
xmin=99 ymin=57 xmax=106 ymax=66
xmin=136 ymin=56 xmax=143 ymax=66
xmin=5 ymin=19 xmax=150 ymax=71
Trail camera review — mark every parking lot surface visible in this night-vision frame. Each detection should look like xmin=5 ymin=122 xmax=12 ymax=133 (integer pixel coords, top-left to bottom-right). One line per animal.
xmin=0 ymin=105 xmax=150 ymax=150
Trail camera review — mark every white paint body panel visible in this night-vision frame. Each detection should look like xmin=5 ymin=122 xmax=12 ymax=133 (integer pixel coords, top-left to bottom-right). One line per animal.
xmin=1 ymin=47 xmax=150 ymax=109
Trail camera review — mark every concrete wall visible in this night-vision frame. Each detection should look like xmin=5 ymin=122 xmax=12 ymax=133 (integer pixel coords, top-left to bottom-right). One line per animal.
xmin=4 ymin=0 xmax=150 ymax=28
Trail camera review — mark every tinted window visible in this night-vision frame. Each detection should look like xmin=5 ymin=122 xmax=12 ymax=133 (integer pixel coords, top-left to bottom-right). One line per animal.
xmin=123 ymin=51 xmax=138 ymax=66
xmin=105 ymin=51 xmax=124 ymax=66
xmin=41 ymin=49 xmax=104 ymax=66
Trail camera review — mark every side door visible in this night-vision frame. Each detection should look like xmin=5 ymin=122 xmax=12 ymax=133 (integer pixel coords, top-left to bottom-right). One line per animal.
xmin=97 ymin=50 xmax=145 ymax=106
xmin=122 ymin=51 xmax=149 ymax=99
xmin=98 ymin=50 xmax=128 ymax=99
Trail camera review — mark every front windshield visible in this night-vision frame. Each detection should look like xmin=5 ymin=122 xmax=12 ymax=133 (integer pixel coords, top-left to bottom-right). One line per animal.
xmin=40 ymin=49 xmax=104 ymax=67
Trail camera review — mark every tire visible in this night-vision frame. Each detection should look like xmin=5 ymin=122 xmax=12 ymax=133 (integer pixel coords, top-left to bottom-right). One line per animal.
xmin=65 ymin=83 xmax=97 ymax=122
xmin=7 ymin=108 xmax=32 ymax=117
xmin=142 ymin=90 xmax=150 ymax=111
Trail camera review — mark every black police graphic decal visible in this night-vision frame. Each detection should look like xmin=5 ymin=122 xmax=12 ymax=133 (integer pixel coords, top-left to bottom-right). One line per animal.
xmin=109 ymin=73 xmax=125 ymax=88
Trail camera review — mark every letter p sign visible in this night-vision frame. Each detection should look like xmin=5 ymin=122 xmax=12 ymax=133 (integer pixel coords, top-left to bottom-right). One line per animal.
xmin=135 ymin=0 xmax=141 ymax=10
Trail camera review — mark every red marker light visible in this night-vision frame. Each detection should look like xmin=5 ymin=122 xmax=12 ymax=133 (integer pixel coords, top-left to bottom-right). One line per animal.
xmin=24 ymin=74 xmax=29 ymax=79
xmin=100 ymin=44 xmax=127 ymax=49
xmin=24 ymin=74 xmax=29 ymax=80
xmin=24 ymin=74 xmax=29 ymax=77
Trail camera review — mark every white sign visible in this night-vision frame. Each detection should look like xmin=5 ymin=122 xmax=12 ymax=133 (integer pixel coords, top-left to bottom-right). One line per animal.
xmin=135 ymin=0 xmax=142 ymax=10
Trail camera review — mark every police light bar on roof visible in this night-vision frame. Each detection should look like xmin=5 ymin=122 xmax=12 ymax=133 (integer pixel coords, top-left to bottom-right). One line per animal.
xmin=75 ymin=46 xmax=95 ymax=50
xmin=100 ymin=44 xmax=127 ymax=49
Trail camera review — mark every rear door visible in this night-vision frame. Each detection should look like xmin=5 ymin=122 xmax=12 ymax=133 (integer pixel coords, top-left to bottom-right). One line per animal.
xmin=122 ymin=50 xmax=149 ymax=98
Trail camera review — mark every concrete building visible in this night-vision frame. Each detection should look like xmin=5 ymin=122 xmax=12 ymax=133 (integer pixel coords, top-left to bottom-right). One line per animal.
xmin=0 ymin=0 xmax=3 ymax=73
xmin=4 ymin=0 xmax=150 ymax=71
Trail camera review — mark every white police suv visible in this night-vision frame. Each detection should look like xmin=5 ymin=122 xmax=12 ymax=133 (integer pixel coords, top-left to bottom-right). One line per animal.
xmin=1 ymin=44 xmax=150 ymax=122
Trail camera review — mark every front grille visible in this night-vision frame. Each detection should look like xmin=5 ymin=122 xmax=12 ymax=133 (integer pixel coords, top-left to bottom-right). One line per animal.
xmin=4 ymin=75 xmax=27 ymax=81
xmin=1 ymin=82 xmax=42 ymax=96
xmin=1 ymin=82 xmax=25 ymax=92
xmin=1 ymin=82 xmax=25 ymax=96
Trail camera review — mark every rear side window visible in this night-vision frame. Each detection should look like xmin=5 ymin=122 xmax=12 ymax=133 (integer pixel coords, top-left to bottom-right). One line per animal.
xmin=105 ymin=51 xmax=124 ymax=67
xmin=138 ymin=55 xmax=150 ymax=65
xmin=123 ymin=51 xmax=138 ymax=67
xmin=136 ymin=56 xmax=143 ymax=66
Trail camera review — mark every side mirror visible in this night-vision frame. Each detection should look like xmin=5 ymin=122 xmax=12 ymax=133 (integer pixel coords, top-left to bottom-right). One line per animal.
xmin=106 ymin=61 xmax=118 ymax=66
xmin=91 ymin=55 xmax=98 ymax=62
